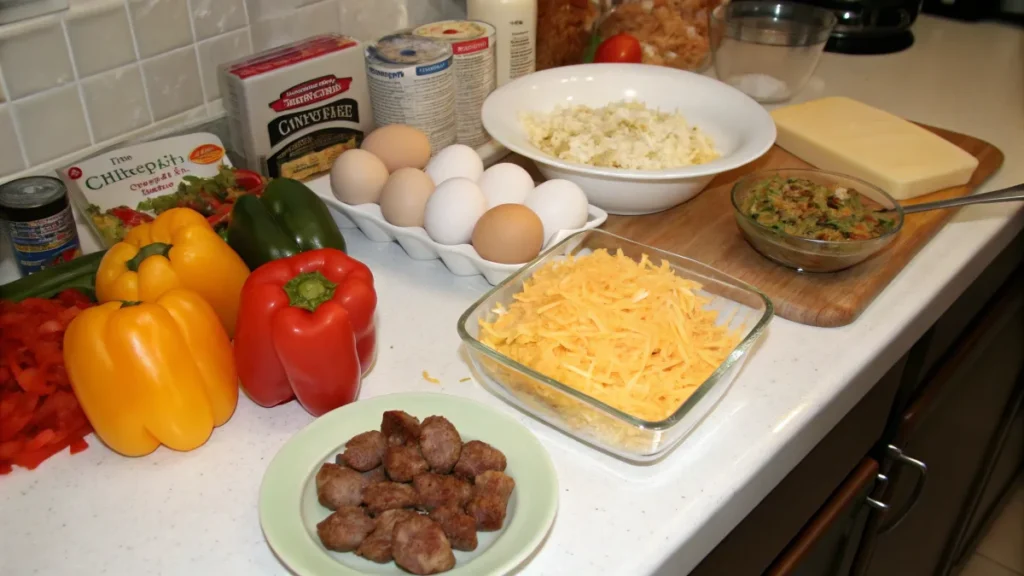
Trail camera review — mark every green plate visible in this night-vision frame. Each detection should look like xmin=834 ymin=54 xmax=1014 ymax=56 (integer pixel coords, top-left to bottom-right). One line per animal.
xmin=259 ymin=392 xmax=559 ymax=575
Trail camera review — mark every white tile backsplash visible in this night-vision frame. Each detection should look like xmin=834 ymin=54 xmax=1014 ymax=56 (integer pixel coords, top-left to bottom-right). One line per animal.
xmin=197 ymin=27 xmax=250 ymax=100
xmin=81 ymin=64 xmax=150 ymax=140
xmin=14 ymin=85 xmax=91 ymax=164
xmin=0 ymin=105 xmax=26 ymax=176
xmin=251 ymin=0 xmax=341 ymax=51
xmin=297 ymin=0 xmax=341 ymax=39
xmin=190 ymin=0 xmax=246 ymax=41
xmin=66 ymin=1 xmax=135 ymax=77
xmin=0 ymin=0 xmax=466 ymax=184
xmin=338 ymin=0 xmax=409 ymax=43
xmin=142 ymin=46 xmax=203 ymax=120
xmin=0 ymin=17 xmax=74 ymax=99
xmin=129 ymin=0 xmax=194 ymax=58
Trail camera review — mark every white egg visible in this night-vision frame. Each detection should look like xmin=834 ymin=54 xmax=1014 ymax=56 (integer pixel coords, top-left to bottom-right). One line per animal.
xmin=524 ymin=179 xmax=590 ymax=245
xmin=478 ymin=163 xmax=535 ymax=209
xmin=423 ymin=177 xmax=487 ymax=245
xmin=425 ymin=144 xmax=484 ymax=186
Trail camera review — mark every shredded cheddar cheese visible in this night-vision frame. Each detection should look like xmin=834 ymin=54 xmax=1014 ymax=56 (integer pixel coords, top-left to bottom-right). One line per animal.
xmin=422 ymin=370 xmax=440 ymax=385
xmin=478 ymin=249 xmax=740 ymax=422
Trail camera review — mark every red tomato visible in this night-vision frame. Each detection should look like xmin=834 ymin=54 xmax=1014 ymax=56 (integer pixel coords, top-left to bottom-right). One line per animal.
xmin=594 ymin=34 xmax=643 ymax=64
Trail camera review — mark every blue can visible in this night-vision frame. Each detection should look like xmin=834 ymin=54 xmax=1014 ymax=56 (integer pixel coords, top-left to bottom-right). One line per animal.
xmin=0 ymin=176 xmax=81 ymax=276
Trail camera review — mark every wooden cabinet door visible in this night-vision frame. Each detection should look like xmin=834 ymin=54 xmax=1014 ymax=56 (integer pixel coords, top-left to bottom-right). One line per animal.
xmin=768 ymin=458 xmax=882 ymax=576
xmin=857 ymin=271 xmax=1024 ymax=576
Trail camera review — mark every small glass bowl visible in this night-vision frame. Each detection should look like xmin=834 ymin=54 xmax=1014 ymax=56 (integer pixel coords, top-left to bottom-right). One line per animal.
xmin=710 ymin=1 xmax=837 ymax=103
xmin=457 ymin=229 xmax=773 ymax=463
xmin=731 ymin=169 xmax=905 ymax=273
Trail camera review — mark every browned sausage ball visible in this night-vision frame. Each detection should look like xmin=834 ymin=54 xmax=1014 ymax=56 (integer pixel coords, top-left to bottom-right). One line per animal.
xmin=316 ymin=506 xmax=376 ymax=552
xmin=315 ymin=463 xmax=365 ymax=510
xmin=381 ymin=410 xmax=421 ymax=446
xmin=429 ymin=505 xmax=479 ymax=552
xmin=418 ymin=416 xmax=462 ymax=474
xmin=362 ymin=482 xmax=419 ymax=516
xmin=392 ymin=515 xmax=456 ymax=575
xmin=453 ymin=440 xmax=507 ymax=481
xmin=466 ymin=494 xmax=508 ymax=531
xmin=384 ymin=445 xmax=430 ymax=482
xmin=413 ymin=473 xmax=472 ymax=512
xmin=341 ymin=431 xmax=387 ymax=471
xmin=473 ymin=470 xmax=515 ymax=502
xmin=355 ymin=508 xmax=419 ymax=563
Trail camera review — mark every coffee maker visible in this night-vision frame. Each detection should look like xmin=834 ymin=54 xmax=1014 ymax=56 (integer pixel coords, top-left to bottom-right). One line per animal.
xmin=789 ymin=0 xmax=923 ymax=55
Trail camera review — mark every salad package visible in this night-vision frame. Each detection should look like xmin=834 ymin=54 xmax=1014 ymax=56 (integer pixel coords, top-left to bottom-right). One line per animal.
xmin=58 ymin=133 xmax=265 ymax=246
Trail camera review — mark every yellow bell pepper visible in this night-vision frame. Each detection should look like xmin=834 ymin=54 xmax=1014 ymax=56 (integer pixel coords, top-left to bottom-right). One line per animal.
xmin=63 ymin=288 xmax=238 ymax=457
xmin=95 ymin=208 xmax=249 ymax=336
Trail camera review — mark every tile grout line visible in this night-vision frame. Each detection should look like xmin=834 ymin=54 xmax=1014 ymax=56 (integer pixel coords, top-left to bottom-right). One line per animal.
xmin=185 ymin=0 xmax=210 ymax=105
xmin=974 ymin=479 xmax=1024 ymax=575
xmin=975 ymin=551 xmax=1024 ymax=576
xmin=240 ymin=0 xmax=254 ymax=55
xmin=60 ymin=17 xmax=96 ymax=146
xmin=0 ymin=51 xmax=29 ymax=171
xmin=123 ymin=0 xmax=156 ymax=126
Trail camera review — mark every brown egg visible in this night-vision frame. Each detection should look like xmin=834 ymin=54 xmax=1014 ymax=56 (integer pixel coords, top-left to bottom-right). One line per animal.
xmin=361 ymin=125 xmax=431 ymax=172
xmin=379 ymin=168 xmax=436 ymax=227
xmin=330 ymin=149 xmax=389 ymax=205
xmin=471 ymin=205 xmax=544 ymax=264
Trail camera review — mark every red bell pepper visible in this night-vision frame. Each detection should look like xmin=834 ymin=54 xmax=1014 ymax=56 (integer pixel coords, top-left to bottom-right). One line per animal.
xmin=234 ymin=248 xmax=377 ymax=416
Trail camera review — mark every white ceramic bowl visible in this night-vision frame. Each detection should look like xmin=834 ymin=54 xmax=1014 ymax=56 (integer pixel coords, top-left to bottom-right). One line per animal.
xmin=481 ymin=63 xmax=777 ymax=215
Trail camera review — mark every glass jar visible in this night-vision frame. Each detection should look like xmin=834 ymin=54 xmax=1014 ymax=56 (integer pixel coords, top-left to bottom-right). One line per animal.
xmin=536 ymin=0 xmax=602 ymax=70
xmin=595 ymin=0 xmax=724 ymax=72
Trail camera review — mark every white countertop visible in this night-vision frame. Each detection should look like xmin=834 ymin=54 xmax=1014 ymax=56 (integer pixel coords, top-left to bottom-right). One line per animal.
xmin=1 ymin=15 xmax=1022 ymax=576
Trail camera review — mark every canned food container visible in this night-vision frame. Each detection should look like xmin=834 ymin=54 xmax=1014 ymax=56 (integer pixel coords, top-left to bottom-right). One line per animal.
xmin=365 ymin=34 xmax=458 ymax=153
xmin=412 ymin=20 xmax=497 ymax=148
xmin=0 ymin=176 xmax=81 ymax=276
xmin=457 ymin=229 xmax=773 ymax=462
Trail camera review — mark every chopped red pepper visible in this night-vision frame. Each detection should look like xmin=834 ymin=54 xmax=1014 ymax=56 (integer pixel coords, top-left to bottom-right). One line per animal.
xmin=0 ymin=289 xmax=93 ymax=474
xmin=109 ymin=206 xmax=155 ymax=228
xmin=233 ymin=169 xmax=265 ymax=194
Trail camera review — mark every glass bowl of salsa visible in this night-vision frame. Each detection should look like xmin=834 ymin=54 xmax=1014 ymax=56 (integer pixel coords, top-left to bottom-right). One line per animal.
xmin=731 ymin=169 xmax=904 ymax=272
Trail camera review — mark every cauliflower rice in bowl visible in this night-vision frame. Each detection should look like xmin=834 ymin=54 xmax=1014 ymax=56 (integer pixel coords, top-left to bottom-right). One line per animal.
xmin=481 ymin=64 xmax=776 ymax=215
xmin=521 ymin=100 xmax=721 ymax=170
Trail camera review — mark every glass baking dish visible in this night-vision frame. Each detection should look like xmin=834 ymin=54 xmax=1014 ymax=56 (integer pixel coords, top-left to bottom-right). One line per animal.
xmin=457 ymin=229 xmax=773 ymax=462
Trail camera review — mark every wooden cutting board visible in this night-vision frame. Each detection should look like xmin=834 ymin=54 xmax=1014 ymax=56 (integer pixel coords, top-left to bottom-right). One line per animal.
xmin=509 ymin=125 xmax=1004 ymax=327
xmin=596 ymin=125 xmax=1004 ymax=327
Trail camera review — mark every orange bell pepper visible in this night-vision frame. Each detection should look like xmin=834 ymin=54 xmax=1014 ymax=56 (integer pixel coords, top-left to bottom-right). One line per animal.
xmin=95 ymin=207 xmax=249 ymax=336
xmin=63 ymin=288 xmax=238 ymax=457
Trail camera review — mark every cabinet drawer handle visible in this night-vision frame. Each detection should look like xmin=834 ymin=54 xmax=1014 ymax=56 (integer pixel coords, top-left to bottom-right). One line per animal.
xmin=877 ymin=444 xmax=928 ymax=535
xmin=865 ymin=473 xmax=890 ymax=511
xmin=866 ymin=497 xmax=889 ymax=511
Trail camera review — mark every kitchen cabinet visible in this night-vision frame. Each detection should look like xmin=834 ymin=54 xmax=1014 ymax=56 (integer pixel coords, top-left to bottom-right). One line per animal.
xmin=853 ymin=267 xmax=1024 ymax=576
xmin=689 ymin=231 xmax=1024 ymax=576
xmin=767 ymin=458 xmax=882 ymax=576
xmin=688 ymin=356 xmax=906 ymax=575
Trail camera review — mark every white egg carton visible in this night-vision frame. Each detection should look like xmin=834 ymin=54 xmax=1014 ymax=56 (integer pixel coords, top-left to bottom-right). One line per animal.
xmin=320 ymin=195 xmax=608 ymax=285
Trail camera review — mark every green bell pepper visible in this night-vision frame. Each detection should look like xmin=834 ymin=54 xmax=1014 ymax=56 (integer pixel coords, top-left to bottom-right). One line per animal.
xmin=0 ymin=250 xmax=105 ymax=302
xmin=227 ymin=178 xmax=346 ymax=270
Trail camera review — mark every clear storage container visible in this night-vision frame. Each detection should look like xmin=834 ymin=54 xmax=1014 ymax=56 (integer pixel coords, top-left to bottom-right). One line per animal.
xmin=535 ymin=0 xmax=602 ymax=70
xmin=457 ymin=229 xmax=773 ymax=463
xmin=595 ymin=0 xmax=725 ymax=72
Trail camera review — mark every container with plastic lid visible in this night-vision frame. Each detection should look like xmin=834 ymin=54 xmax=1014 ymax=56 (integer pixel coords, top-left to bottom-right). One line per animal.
xmin=0 ymin=176 xmax=81 ymax=276
xmin=594 ymin=0 xmax=722 ymax=72
xmin=535 ymin=0 xmax=601 ymax=70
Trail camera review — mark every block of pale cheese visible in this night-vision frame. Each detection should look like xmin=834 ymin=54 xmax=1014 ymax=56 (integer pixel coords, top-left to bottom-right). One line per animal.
xmin=771 ymin=97 xmax=979 ymax=200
